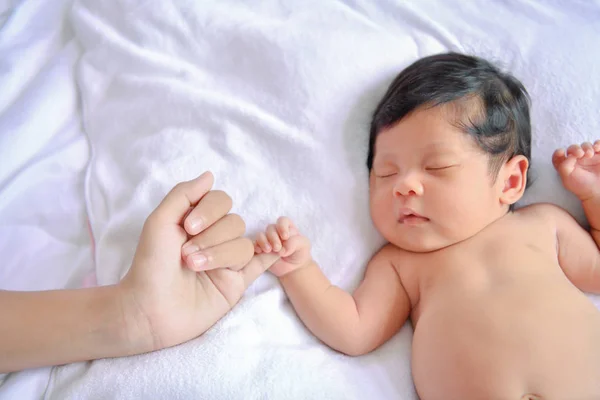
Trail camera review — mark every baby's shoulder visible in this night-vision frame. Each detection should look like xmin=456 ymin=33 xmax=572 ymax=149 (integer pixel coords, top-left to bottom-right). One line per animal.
xmin=514 ymin=202 xmax=572 ymax=227
xmin=371 ymin=243 xmax=422 ymax=284
xmin=368 ymin=243 xmax=421 ymax=304
xmin=372 ymin=243 xmax=418 ymax=267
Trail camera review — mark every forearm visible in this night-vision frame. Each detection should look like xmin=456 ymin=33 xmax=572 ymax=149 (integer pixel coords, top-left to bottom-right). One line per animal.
xmin=279 ymin=261 xmax=362 ymax=355
xmin=582 ymin=196 xmax=600 ymax=246
xmin=0 ymin=285 xmax=143 ymax=373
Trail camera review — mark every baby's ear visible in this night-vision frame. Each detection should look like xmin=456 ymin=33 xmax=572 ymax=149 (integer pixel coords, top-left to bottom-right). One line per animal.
xmin=498 ymin=155 xmax=529 ymax=206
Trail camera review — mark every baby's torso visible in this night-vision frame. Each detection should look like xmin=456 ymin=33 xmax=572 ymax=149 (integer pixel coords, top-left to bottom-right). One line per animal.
xmin=394 ymin=210 xmax=600 ymax=400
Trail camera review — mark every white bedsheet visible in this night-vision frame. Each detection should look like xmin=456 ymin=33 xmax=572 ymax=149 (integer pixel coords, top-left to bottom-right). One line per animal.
xmin=1 ymin=0 xmax=599 ymax=399
xmin=0 ymin=0 xmax=92 ymax=398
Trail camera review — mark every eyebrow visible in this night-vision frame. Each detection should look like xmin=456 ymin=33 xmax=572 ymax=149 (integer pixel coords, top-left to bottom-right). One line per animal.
xmin=375 ymin=142 xmax=460 ymax=160
xmin=372 ymin=153 xmax=398 ymax=168
xmin=422 ymin=142 xmax=461 ymax=153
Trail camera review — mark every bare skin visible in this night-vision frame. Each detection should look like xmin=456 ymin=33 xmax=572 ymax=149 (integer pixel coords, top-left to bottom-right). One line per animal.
xmin=256 ymin=105 xmax=600 ymax=400
xmin=1 ymin=172 xmax=277 ymax=373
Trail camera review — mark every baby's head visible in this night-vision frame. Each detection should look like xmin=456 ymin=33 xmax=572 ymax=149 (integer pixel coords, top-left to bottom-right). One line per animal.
xmin=367 ymin=53 xmax=532 ymax=252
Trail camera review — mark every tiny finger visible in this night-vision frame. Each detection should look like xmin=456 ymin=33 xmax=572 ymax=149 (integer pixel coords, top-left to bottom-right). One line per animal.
xmin=567 ymin=144 xmax=584 ymax=158
xmin=279 ymin=243 xmax=292 ymax=258
xmin=581 ymin=142 xmax=594 ymax=158
xmin=276 ymin=216 xmax=292 ymax=240
xmin=552 ymin=148 xmax=566 ymax=169
xmin=280 ymin=234 xmax=310 ymax=257
xmin=557 ymin=155 xmax=579 ymax=179
xmin=267 ymin=224 xmax=282 ymax=252
xmin=257 ymin=232 xmax=271 ymax=253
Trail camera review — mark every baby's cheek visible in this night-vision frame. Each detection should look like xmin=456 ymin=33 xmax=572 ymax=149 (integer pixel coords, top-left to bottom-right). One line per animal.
xmin=369 ymin=192 xmax=390 ymax=218
xmin=373 ymin=211 xmax=394 ymax=237
xmin=446 ymin=203 xmax=482 ymax=238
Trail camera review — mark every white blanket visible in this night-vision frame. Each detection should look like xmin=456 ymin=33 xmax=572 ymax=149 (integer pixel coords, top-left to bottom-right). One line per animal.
xmin=0 ymin=35 xmax=89 ymax=393
xmin=4 ymin=0 xmax=598 ymax=398
xmin=0 ymin=0 xmax=92 ymax=398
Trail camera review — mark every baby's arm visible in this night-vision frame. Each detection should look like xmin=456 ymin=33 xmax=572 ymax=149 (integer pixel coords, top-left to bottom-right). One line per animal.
xmin=538 ymin=204 xmax=600 ymax=294
xmin=256 ymin=218 xmax=411 ymax=356
xmin=550 ymin=141 xmax=600 ymax=293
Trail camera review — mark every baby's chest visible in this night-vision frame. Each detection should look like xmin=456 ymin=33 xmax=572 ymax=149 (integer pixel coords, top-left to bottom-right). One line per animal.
xmin=406 ymin=236 xmax=562 ymax=311
xmin=428 ymin=228 xmax=557 ymax=280
xmin=410 ymin=268 xmax=600 ymax=400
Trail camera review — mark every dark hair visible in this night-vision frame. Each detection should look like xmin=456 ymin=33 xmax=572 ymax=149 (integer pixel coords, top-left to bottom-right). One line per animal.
xmin=366 ymin=52 xmax=532 ymax=190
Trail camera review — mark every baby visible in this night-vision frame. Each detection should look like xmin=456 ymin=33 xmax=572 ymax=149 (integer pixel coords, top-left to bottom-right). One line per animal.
xmin=255 ymin=53 xmax=600 ymax=399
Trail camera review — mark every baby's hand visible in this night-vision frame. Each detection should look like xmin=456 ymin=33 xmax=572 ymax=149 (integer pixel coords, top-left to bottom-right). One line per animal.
xmin=254 ymin=217 xmax=312 ymax=277
xmin=553 ymin=141 xmax=600 ymax=201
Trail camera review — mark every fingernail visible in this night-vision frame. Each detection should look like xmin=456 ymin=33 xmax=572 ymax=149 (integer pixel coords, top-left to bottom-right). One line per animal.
xmin=190 ymin=253 xmax=208 ymax=269
xmin=182 ymin=243 xmax=199 ymax=257
xmin=187 ymin=218 xmax=203 ymax=232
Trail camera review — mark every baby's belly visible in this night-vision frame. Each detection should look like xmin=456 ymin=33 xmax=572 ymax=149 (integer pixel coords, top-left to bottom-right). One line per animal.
xmin=411 ymin=282 xmax=600 ymax=400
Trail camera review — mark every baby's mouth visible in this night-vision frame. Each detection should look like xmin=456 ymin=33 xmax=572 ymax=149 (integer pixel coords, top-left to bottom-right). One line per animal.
xmin=397 ymin=210 xmax=429 ymax=225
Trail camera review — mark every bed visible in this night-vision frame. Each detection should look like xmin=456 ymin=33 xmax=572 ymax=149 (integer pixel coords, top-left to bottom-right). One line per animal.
xmin=1 ymin=0 xmax=599 ymax=398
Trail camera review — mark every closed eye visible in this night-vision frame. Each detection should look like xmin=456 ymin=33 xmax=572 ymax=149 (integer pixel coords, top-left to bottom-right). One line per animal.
xmin=426 ymin=165 xmax=458 ymax=171
xmin=376 ymin=173 xmax=397 ymax=178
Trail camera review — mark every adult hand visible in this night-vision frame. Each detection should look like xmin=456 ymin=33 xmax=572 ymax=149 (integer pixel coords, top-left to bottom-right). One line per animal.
xmin=119 ymin=171 xmax=278 ymax=353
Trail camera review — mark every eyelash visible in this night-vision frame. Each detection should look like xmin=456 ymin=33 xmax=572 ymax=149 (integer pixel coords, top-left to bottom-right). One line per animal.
xmin=376 ymin=173 xmax=397 ymax=178
xmin=375 ymin=165 xmax=457 ymax=178
xmin=426 ymin=166 xmax=450 ymax=171
xmin=426 ymin=165 xmax=456 ymax=171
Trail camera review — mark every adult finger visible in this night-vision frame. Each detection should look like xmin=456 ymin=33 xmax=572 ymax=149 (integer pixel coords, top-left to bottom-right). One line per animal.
xmin=183 ymin=190 xmax=233 ymax=236
xmin=150 ymin=171 xmax=214 ymax=226
xmin=181 ymin=213 xmax=246 ymax=258
xmin=239 ymin=253 xmax=280 ymax=288
xmin=186 ymin=237 xmax=254 ymax=272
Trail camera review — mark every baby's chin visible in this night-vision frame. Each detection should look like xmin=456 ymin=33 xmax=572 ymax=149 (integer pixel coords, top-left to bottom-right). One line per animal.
xmin=388 ymin=239 xmax=444 ymax=253
xmin=384 ymin=231 xmax=456 ymax=254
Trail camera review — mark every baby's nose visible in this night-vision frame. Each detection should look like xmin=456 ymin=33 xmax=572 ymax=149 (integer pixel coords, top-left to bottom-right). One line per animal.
xmin=393 ymin=174 xmax=424 ymax=197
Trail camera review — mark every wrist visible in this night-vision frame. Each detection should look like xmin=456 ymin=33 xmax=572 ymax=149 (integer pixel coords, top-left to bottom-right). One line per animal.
xmin=581 ymin=196 xmax=600 ymax=231
xmin=111 ymin=283 xmax=157 ymax=356
xmin=277 ymin=259 xmax=316 ymax=280
xmin=84 ymin=285 xmax=144 ymax=359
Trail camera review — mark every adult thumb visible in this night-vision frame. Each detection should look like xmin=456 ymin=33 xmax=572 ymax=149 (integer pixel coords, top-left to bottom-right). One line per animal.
xmin=151 ymin=171 xmax=214 ymax=225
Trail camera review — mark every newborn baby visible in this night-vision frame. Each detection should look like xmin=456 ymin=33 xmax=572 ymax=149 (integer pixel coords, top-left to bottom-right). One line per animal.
xmin=255 ymin=53 xmax=600 ymax=399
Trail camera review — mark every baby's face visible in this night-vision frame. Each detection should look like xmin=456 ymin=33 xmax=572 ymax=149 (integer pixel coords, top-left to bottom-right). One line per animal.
xmin=369 ymin=105 xmax=508 ymax=252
